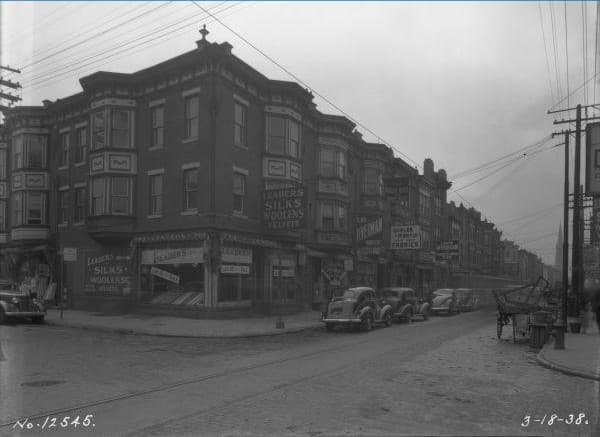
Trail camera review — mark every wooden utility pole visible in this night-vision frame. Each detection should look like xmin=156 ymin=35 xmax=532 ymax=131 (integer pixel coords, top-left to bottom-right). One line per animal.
xmin=572 ymin=105 xmax=582 ymax=315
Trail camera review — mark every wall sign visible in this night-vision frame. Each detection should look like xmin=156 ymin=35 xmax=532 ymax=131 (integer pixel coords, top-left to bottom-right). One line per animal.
xmin=141 ymin=247 xmax=205 ymax=265
xmin=221 ymin=246 xmax=252 ymax=264
xmin=84 ymin=251 xmax=131 ymax=295
xmin=263 ymin=186 xmax=305 ymax=230
xmin=150 ymin=266 xmax=180 ymax=284
xmin=355 ymin=216 xmax=383 ymax=242
xmin=221 ymin=265 xmax=250 ymax=275
xmin=390 ymin=225 xmax=422 ymax=250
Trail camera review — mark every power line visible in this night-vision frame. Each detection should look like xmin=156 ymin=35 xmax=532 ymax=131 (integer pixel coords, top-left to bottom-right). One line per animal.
xmin=539 ymin=2 xmax=556 ymax=104
xmin=21 ymin=2 xmax=238 ymax=89
xmin=565 ymin=1 xmax=570 ymax=107
xmin=550 ymin=1 xmax=563 ymax=101
xmin=190 ymin=0 xmax=421 ymax=170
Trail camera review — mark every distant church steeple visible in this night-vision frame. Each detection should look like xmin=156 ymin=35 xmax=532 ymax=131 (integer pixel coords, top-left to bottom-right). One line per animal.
xmin=555 ymin=223 xmax=563 ymax=273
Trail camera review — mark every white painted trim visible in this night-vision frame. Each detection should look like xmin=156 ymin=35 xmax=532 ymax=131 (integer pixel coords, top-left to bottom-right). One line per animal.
xmin=147 ymin=214 xmax=162 ymax=219
xmin=57 ymin=166 xmax=69 ymax=172
xmin=74 ymin=161 xmax=86 ymax=167
xmin=147 ymin=168 xmax=165 ymax=176
xmin=59 ymin=127 xmax=72 ymax=134
xmin=181 ymin=87 xmax=201 ymax=97
xmin=75 ymin=121 xmax=88 ymax=128
xmin=181 ymin=162 xmax=200 ymax=170
xmin=74 ymin=182 xmax=87 ymax=188
xmin=233 ymin=94 xmax=249 ymax=107
xmin=90 ymin=98 xmax=136 ymax=109
xmin=233 ymin=166 xmax=249 ymax=176
xmin=182 ymin=137 xmax=198 ymax=144
xmin=58 ymin=185 xmax=70 ymax=191
xmin=148 ymin=145 xmax=164 ymax=151
xmin=149 ymin=98 xmax=166 ymax=108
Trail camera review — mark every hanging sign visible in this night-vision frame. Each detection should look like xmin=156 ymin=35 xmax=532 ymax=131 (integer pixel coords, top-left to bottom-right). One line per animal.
xmin=150 ymin=266 xmax=180 ymax=284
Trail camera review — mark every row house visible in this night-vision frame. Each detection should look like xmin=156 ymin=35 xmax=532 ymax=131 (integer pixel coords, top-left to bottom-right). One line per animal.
xmin=0 ymin=30 xmax=454 ymax=313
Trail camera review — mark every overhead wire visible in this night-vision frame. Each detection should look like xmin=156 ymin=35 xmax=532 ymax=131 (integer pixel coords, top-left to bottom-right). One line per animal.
xmin=190 ymin=0 xmax=422 ymax=169
xmin=550 ymin=1 xmax=563 ymax=101
xmin=21 ymin=2 xmax=239 ymax=90
xmin=565 ymin=1 xmax=570 ymax=107
xmin=539 ymin=2 xmax=556 ymax=104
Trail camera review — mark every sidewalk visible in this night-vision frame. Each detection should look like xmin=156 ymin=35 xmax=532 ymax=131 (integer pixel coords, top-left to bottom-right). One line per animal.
xmin=44 ymin=308 xmax=324 ymax=338
xmin=537 ymin=310 xmax=600 ymax=381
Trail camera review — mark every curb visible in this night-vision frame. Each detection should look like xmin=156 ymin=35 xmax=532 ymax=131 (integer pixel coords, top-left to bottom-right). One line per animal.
xmin=536 ymin=346 xmax=600 ymax=382
xmin=44 ymin=319 xmax=324 ymax=339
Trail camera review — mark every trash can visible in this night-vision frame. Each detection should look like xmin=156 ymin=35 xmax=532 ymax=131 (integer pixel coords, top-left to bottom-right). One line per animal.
xmin=529 ymin=324 xmax=548 ymax=349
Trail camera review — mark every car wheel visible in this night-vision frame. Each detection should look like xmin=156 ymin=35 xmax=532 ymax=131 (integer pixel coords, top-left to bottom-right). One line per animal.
xmin=0 ymin=308 xmax=6 ymax=325
xmin=32 ymin=316 xmax=45 ymax=324
xmin=384 ymin=312 xmax=392 ymax=327
xmin=422 ymin=307 xmax=429 ymax=320
xmin=361 ymin=314 xmax=373 ymax=332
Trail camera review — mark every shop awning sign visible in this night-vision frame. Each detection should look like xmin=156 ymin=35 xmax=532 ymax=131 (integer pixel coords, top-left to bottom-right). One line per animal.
xmin=221 ymin=264 xmax=250 ymax=275
xmin=141 ymin=248 xmax=205 ymax=265
xmin=150 ymin=267 xmax=180 ymax=284
xmin=390 ymin=225 xmax=421 ymax=250
xmin=221 ymin=246 xmax=252 ymax=264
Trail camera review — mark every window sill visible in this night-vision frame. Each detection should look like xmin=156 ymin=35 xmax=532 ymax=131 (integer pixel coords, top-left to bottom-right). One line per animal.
xmin=181 ymin=209 xmax=198 ymax=216
xmin=57 ymin=223 xmax=68 ymax=228
xmin=73 ymin=221 xmax=86 ymax=226
xmin=148 ymin=145 xmax=164 ymax=151
xmin=58 ymin=166 xmax=69 ymax=171
xmin=232 ymin=212 xmax=247 ymax=218
xmin=182 ymin=137 xmax=198 ymax=144
xmin=74 ymin=161 xmax=86 ymax=167
xmin=234 ymin=143 xmax=248 ymax=150
xmin=147 ymin=214 xmax=163 ymax=219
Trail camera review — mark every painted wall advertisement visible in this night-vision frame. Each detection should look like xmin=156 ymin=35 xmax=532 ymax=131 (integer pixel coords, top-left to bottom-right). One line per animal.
xmin=356 ymin=216 xmax=384 ymax=257
xmin=263 ymin=186 xmax=305 ymax=230
xmin=84 ymin=251 xmax=132 ymax=295
xmin=390 ymin=225 xmax=422 ymax=250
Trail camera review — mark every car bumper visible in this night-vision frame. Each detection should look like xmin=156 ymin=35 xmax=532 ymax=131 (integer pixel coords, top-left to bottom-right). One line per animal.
xmin=431 ymin=307 xmax=450 ymax=313
xmin=322 ymin=318 xmax=362 ymax=324
xmin=5 ymin=311 xmax=45 ymax=317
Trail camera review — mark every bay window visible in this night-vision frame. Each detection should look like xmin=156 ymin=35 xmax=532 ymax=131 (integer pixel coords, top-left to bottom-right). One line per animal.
xmin=12 ymin=191 xmax=46 ymax=226
xmin=92 ymin=108 xmax=133 ymax=149
xmin=319 ymin=201 xmax=347 ymax=231
xmin=12 ymin=134 xmax=47 ymax=170
xmin=363 ymin=168 xmax=383 ymax=195
xmin=90 ymin=176 xmax=132 ymax=216
xmin=266 ymin=115 xmax=300 ymax=158
xmin=319 ymin=148 xmax=346 ymax=178
xmin=0 ymin=149 xmax=6 ymax=180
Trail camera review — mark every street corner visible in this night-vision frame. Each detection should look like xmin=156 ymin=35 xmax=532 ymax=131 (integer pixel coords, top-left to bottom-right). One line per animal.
xmin=535 ymin=338 xmax=600 ymax=382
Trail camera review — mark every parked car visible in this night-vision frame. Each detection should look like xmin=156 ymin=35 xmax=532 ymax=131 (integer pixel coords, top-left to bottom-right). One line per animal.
xmin=430 ymin=288 xmax=458 ymax=315
xmin=0 ymin=282 xmax=46 ymax=324
xmin=455 ymin=288 xmax=478 ymax=312
xmin=377 ymin=287 xmax=431 ymax=322
xmin=322 ymin=287 xmax=393 ymax=332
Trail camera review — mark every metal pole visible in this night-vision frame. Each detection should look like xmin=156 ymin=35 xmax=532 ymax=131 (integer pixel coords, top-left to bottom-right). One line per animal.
xmin=555 ymin=133 xmax=570 ymax=349
xmin=572 ymin=104 xmax=582 ymax=318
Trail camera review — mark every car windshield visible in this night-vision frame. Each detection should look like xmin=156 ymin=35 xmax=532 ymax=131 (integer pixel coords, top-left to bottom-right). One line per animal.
xmin=433 ymin=289 xmax=453 ymax=296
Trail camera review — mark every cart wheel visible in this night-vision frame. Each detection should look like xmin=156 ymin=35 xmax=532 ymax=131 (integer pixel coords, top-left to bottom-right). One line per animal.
xmin=497 ymin=320 xmax=503 ymax=339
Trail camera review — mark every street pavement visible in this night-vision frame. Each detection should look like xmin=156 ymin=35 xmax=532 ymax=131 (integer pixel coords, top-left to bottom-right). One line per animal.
xmin=43 ymin=308 xmax=324 ymax=337
xmin=1 ymin=309 xmax=599 ymax=437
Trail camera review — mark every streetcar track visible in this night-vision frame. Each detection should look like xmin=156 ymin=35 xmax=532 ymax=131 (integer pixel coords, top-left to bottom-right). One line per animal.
xmin=0 ymin=312 xmax=490 ymax=430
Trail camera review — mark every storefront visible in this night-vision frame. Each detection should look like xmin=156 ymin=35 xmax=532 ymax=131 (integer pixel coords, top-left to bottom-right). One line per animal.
xmin=218 ymin=245 xmax=258 ymax=306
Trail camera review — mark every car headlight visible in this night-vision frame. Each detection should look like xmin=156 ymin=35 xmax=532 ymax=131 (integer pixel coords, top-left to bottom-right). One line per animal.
xmin=11 ymin=297 xmax=19 ymax=304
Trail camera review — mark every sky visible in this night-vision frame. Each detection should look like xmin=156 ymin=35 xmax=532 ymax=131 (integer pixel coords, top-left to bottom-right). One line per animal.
xmin=1 ymin=1 xmax=596 ymax=265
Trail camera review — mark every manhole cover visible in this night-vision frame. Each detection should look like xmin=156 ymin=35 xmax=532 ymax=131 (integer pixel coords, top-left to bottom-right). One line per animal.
xmin=21 ymin=380 xmax=65 ymax=387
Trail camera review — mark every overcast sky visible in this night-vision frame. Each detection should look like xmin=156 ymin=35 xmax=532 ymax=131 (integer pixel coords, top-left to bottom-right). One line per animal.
xmin=2 ymin=1 xmax=595 ymax=265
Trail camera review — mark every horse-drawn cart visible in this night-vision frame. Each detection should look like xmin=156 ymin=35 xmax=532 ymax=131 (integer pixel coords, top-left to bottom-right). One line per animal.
xmin=492 ymin=277 xmax=556 ymax=344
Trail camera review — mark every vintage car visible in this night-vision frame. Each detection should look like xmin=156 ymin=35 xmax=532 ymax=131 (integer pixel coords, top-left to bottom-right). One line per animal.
xmin=455 ymin=288 xmax=478 ymax=312
xmin=377 ymin=287 xmax=431 ymax=322
xmin=322 ymin=287 xmax=393 ymax=332
xmin=430 ymin=288 xmax=458 ymax=315
xmin=0 ymin=282 xmax=46 ymax=324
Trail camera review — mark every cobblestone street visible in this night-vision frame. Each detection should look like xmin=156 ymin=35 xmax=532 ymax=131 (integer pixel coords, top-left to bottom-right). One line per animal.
xmin=1 ymin=310 xmax=598 ymax=436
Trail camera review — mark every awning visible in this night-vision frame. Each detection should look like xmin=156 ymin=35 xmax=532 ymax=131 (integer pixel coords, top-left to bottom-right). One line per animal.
xmin=0 ymin=244 xmax=50 ymax=254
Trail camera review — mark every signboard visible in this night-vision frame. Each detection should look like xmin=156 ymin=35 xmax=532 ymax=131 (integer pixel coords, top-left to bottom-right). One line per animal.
xmin=390 ymin=225 xmax=421 ymax=250
xmin=587 ymin=123 xmax=600 ymax=195
xmin=63 ymin=247 xmax=77 ymax=262
xmin=355 ymin=216 xmax=383 ymax=242
xmin=221 ymin=246 xmax=252 ymax=264
xmin=436 ymin=240 xmax=459 ymax=256
xmin=85 ymin=251 xmax=131 ymax=295
xmin=141 ymin=247 xmax=204 ymax=265
xmin=150 ymin=266 xmax=180 ymax=284
xmin=221 ymin=264 xmax=250 ymax=275
xmin=263 ymin=186 xmax=305 ymax=230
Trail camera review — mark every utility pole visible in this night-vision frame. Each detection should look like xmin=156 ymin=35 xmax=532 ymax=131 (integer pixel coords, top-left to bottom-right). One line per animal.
xmin=0 ymin=65 xmax=22 ymax=115
xmin=555 ymin=132 xmax=570 ymax=349
xmin=572 ymin=105 xmax=582 ymax=318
